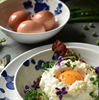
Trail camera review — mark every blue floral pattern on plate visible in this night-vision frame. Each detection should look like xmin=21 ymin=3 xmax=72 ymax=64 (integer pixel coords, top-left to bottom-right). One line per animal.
xmin=1 ymin=70 xmax=14 ymax=90
xmin=0 ymin=97 xmax=10 ymax=100
xmin=54 ymin=3 xmax=63 ymax=16
xmin=23 ymin=53 xmax=59 ymax=71
xmin=31 ymin=58 xmax=36 ymax=64
xmin=34 ymin=53 xmax=59 ymax=70
xmin=23 ymin=58 xmax=36 ymax=67
xmin=52 ymin=53 xmax=59 ymax=60
xmin=34 ymin=0 xmax=50 ymax=13
xmin=23 ymin=60 xmax=30 ymax=67
xmin=23 ymin=0 xmax=63 ymax=17
xmin=23 ymin=0 xmax=50 ymax=14
xmin=35 ymin=60 xmax=50 ymax=70
xmin=23 ymin=0 xmax=33 ymax=9
xmin=0 ymin=88 xmax=5 ymax=93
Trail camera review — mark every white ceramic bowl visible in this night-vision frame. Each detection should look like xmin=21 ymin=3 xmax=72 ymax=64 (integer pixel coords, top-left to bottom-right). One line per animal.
xmin=0 ymin=0 xmax=70 ymax=44
xmin=14 ymin=47 xmax=99 ymax=100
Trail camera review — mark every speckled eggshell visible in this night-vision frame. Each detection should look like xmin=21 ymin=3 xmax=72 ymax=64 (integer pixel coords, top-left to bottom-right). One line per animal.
xmin=33 ymin=10 xmax=55 ymax=31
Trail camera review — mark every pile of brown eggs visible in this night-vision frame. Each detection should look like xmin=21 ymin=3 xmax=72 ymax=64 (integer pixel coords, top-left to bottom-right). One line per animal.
xmin=8 ymin=10 xmax=55 ymax=33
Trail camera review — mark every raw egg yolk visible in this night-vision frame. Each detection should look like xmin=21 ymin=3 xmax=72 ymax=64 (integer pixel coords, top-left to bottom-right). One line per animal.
xmin=58 ymin=70 xmax=84 ymax=85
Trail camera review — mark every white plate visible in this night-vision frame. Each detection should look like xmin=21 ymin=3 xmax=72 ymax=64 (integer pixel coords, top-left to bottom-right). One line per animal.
xmin=0 ymin=42 xmax=99 ymax=100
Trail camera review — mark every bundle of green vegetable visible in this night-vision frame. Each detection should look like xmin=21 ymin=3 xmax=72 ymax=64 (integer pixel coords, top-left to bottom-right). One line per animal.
xmin=69 ymin=6 xmax=99 ymax=22
xmin=0 ymin=37 xmax=8 ymax=44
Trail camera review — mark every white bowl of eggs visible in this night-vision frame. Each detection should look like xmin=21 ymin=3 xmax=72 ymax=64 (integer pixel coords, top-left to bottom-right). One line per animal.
xmin=0 ymin=0 xmax=70 ymax=44
xmin=14 ymin=41 xmax=99 ymax=100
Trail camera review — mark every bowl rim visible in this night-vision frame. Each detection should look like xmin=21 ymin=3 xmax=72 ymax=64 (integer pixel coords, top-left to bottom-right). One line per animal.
xmin=14 ymin=46 xmax=99 ymax=100
xmin=0 ymin=0 xmax=70 ymax=35
xmin=14 ymin=48 xmax=51 ymax=100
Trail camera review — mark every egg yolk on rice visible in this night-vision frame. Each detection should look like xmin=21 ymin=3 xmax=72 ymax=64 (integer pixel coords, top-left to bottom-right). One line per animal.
xmin=58 ymin=70 xmax=84 ymax=85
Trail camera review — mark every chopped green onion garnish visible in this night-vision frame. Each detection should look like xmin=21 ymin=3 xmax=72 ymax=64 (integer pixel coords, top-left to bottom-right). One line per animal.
xmin=65 ymin=53 xmax=71 ymax=57
xmin=96 ymin=77 xmax=99 ymax=82
xmin=71 ymin=51 xmax=76 ymax=56
xmin=90 ymin=77 xmax=94 ymax=81
xmin=65 ymin=62 xmax=71 ymax=67
xmin=78 ymin=54 xmax=81 ymax=60
xmin=89 ymin=91 xmax=94 ymax=97
xmin=70 ymin=58 xmax=76 ymax=62
xmin=93 ymin=81 xmax=96 ymax=85
xmin=90 ymin=66 xmax=95 ymax=69
xmin=72 ymin=65 xmax=76 ymax=69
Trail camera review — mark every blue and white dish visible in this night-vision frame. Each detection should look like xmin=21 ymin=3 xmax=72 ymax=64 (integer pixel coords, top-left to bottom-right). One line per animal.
xmin=0 ymin=0 xmax=70 ymax=44
xmin=0 ymin=43 xmax=99 ymax=100
xmin=14 ymin=44 xmax=99 ymax=100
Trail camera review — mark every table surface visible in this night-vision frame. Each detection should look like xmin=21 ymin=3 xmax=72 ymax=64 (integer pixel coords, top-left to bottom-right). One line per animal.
xmin=0 ymin=0 xmax=99 ymax=61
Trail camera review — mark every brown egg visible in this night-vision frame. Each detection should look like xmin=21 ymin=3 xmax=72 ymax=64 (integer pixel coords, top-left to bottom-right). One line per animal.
xmin=33 ymin=10 xmax=55 ymax=31
xmin=8 ymin=11 xmax=31 ymax=31
xmin=17 ymin=20 xmax=46 ymax=33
